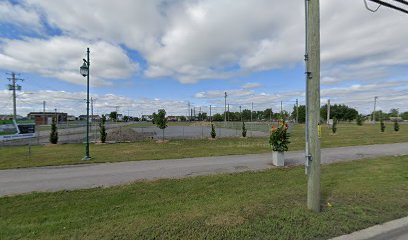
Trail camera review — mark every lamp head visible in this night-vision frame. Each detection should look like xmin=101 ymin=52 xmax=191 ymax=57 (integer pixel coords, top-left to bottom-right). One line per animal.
xmin=80 ymin=62 xmax=88 ymax=77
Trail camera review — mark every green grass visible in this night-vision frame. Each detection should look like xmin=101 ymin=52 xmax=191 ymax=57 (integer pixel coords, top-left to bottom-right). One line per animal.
xmin=0 ymin=123 xmax=407 ymax=170
xmin=1 ymin=155 xmax=407 ymax=239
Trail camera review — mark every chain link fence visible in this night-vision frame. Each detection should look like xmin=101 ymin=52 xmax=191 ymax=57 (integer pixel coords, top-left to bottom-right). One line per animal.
xmin=0 ymin=121 xmax=294 ymax=147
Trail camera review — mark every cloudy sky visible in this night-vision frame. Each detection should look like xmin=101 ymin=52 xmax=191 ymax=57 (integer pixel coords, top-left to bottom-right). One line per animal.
xmin=1 ymin=0 xmax=407 ymax=117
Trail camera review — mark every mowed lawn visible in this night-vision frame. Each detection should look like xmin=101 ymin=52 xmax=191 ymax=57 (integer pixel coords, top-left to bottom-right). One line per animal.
xmin=0 ymin=123 xmax=407 ymax=170
xmin=1 ymin=155 xmax=407 ymax=239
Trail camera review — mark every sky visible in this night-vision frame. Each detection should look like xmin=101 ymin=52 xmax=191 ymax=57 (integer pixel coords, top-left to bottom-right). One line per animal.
xmin=1 ymin=0 xmax=408 ymax=117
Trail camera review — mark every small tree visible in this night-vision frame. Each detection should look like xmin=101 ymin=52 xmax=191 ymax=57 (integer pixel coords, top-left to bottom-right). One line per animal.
xmin=394 ymin=120 xmax=399 ymax=132
xmin=380 ymin=118 xmax=386 ymax=132
xmin=332 ymin=118 xmax=337 ymax=134
xmin=99 ymin=115 xmax=107 ymax=143
xmin=211 ymin=124 xmax=216 ymax=139
xmin=356 ymin=114 xmax=363 ymax=126
xmin=49 ymin=117 xmax=58 ymax=144
xmin=155 ymin=109 xmax=167 ymax=141
xmin=242 ymin=121 xmax=247 ymax=137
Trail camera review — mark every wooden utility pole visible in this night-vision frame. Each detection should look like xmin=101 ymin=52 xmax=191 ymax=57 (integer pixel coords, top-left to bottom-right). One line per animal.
xmin=209 ymin=105 xmax=212 ymax=122
xmin=372 ymin=96 xmax=378 ymax=124
xmin=306 ymin=0 xmax=321 ymax=212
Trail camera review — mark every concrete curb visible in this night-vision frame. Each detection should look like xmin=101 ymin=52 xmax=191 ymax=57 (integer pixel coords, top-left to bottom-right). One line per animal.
xmin=330 ymin=216 xmax=408 ymax=240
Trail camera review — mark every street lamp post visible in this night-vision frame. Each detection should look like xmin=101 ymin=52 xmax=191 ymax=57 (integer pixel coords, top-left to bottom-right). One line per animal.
xmin=80 ymin=48 xmax=91 ymax=160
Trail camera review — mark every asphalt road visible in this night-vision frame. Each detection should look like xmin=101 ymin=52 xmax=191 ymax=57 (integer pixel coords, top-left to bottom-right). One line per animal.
xmin=1 ymin=142 xmax=407 ymax=197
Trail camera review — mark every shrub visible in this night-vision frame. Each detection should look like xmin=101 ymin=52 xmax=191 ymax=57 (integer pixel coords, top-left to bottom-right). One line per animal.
xmin=269 ymin=121 xmax=290 ymax=152
xmin=99 ymin=115 xmax=107 ymax=143
xmin=49 ymin=118 xmax=58 ymax=144
xmin=332 ymin=118 xmax=337 ymax=134
xmin=211 ymin=124 xmax=216 ymax=139
xmin=394 ymin=120 xmax=399 ymax=132
xmin=242 ymin=121 xmax=247 ymax=138
xmin=380 ymin=118 xmax=386 ymax=132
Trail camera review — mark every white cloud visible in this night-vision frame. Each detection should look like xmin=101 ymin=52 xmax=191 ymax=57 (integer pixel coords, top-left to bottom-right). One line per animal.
xmin=0 ymin=0 xmax=407 ymax=115
xmin=0 ymin=36 xmax=138 ymax=86
xmin=195 ymin=89 xmax=253 ymax=99
xmin=0 ymin=90 xmax=188 ymax=117
xmin=1 ymin=78 xmax=408 ymax=118
xmin=21 ymin=0 xmax=304 ymax=83
xmin=241 ymin=82 xmax=262 ymax=89
xmin=193 ymin=79 xmax=408 ymax=114
xmin=0 ymin=1 xmax=42 ymax=31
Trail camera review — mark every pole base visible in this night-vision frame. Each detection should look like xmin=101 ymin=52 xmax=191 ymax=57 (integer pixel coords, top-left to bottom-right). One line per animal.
xmin=82 ymin=156 xmax=92 ymax=161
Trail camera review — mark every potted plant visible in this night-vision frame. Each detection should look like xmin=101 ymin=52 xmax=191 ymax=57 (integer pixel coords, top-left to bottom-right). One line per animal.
xmin=269 ymin=122 xmax=290 ymax=166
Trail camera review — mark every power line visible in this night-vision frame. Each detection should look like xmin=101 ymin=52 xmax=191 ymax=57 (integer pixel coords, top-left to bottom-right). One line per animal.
xmin=393 ymin=0 xmax=408 ymax=6
xmin=367 ymin=0 xmax=408 ymax=14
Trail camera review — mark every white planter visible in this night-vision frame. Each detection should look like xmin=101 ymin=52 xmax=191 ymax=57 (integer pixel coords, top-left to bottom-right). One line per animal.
xmin=272 ymin=151 xmax=285 ymax=166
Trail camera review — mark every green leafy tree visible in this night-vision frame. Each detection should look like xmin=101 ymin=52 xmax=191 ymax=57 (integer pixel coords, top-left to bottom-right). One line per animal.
xmin=49 ymin=117 xmax=58 ymax=144
xmin=99 ymin=115 xmax=107 ymax=143
xmin=356 ymin=114 xmax=364 ymax=126
xmin=401 ymin=112 xmax=408 ymax=120
xmin=211 ymin=124 xmax=216 ymax=138
xmin=242 ymin=121 xmax=247 ymax=137
xmin=332 ymin=117 xmax=337 ymax=134
xmin=372 ymin=110 xmax=384 ymax=122
xmin=109 ymin=111 xmax=117 ymax=121
xmin=151 ymin=112 xmax=157 ymax=124
xmin=198 ymin=112 xmax=208 ymax=121
xmin=291 ymin=105 xmax=306 ymax=123
xmin=263 ymin=108 xmax=273 ymax=121
xmin=394 ymin=120 xmax=399 ymax=132
xmin=389 ymin=108 xmax=399 ymax=118
xmin=321 ymin=104 xmax=358 ymax=122
xmin=212 ymin=113 xmax=224 ymax=121
xmin=241 ymin=109 xmax=252 ymax=121
xmin=123 ymin=116 xmax=129 ymax=122
xmin=154 ymin=109 xmax=167 ymax=140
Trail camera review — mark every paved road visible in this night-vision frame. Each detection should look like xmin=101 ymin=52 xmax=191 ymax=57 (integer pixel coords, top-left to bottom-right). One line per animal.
xmin=1 ymin=142 xmax=407 ymax=197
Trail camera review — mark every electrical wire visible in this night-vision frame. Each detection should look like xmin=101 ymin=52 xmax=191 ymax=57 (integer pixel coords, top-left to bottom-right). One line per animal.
xmin=367 ymin=0 xmax=408 ymax=14
xmin=364 ymin=0 xmax=381 ymax=12
xmin=393 ymin=0 xmax=408 ymax=6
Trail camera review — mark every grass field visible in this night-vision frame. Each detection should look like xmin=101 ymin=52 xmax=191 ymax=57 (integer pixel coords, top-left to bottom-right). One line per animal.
xmin=1 ymin=155 xmax=407 ymax=239
xmin=0 ymin=123 xmax=407 ymax=170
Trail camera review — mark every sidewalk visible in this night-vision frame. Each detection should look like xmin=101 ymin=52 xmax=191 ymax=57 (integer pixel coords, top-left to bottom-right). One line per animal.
xmin=331 ymin=216 xmax=408 ymax=240
xmin=1 ymin=142 xmax=408 ymax=197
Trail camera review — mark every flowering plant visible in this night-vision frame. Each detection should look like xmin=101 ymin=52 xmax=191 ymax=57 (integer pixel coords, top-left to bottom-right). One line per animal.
xmin=269 ymin=121 xmax=290 ymax=152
